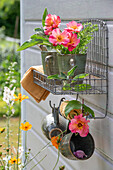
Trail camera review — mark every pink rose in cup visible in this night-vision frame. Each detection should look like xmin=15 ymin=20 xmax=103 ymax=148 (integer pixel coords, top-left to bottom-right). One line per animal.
xmin=69 ymin=114 xmax=90 ymax=137
xmin=49 ymin=28 xmax=69 ymax=46
xmin=64 ymin=32 xmax=80 ymax=51
xmin=66 ymin=21 xmax=83 ymax=32
xmin=44 ymin=14 xmax=61 ymax=35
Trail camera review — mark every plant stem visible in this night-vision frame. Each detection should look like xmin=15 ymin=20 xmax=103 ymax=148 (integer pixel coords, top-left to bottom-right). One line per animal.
xmin=23 ymin=130 xmax=66 ymax=168
xmin=14 ymin=162 xmax=16 ymax=170
xmin=25 ymin=131 xmax=27 ymax=164
xmin=30 ymin=155 xmax=47 ymax=170
xmin=17 ymin=102 xmax=21 ymax=170
xmin=53 ymin=147 xmax=60 ymax=170
xmin=17 ymin=54 xmax=21 ymax=170
xmin=0 ymin=159 xmax=4 ymax=168
xmin=23 ymin=141 xmax=50 ymax=168
xmin=7 ymin=111 xmax=10 ymax=169
xmin=1 ymin=156 xmax=5 ymax=167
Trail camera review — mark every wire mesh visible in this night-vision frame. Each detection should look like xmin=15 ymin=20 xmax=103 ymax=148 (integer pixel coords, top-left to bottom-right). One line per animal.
xmin=33 ymin=19 xmax=108 ymax=96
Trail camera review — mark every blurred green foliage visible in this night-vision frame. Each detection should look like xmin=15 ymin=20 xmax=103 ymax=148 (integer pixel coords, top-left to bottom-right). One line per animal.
xmin=0 ymin=96 xmax=20 ymax=117
xmin=0 ymin=44 xmax=20 ymax=95
xmin=0 ymin=27 xmax=20 ymax=117
xmin=0 ymin=0 xmax=20 ymax=38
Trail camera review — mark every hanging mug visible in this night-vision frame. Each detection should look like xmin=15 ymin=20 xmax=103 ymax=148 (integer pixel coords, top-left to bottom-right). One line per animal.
xmin=59 ymin=132 xmax=95 ymax=160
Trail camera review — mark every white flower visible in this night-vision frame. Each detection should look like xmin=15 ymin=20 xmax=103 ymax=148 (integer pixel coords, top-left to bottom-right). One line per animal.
xmin=4 ymin=86 xmax=10 ymax=94
xmin=3 ymin=94 xmax=10 ymax=104
xmin=11 ymin=108 xmax=15 ymax=114
xmin=3 ymin=86 xmax=16 ymax=104
xmin=8 ymin=87 xmax=16 ymax=101
xmin=19 ymin=146 xmax=24 ymax=153
xmin=11 ymin=100 xmax=14 ymax=106
xmin=11 ymin=79 xmax=17 ymax=83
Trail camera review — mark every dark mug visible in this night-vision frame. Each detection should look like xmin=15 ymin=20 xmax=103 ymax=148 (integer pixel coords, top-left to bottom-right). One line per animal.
xmin=59 ymin=132 xmax=95 ymax=160
xmin=41 ymin=114 xmax=69 ymax=140
xmin=41 ymin=51 xmax=59 ymax=76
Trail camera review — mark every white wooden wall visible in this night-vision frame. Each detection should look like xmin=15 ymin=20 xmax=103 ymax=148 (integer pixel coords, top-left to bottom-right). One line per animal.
xmin=20 ymin=0 xmax=113 ymax=169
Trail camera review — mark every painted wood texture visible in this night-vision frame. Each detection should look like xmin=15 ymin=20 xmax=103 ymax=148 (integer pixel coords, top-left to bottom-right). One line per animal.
xmin=21 ymin=0 xmax=113 ymax=169
xmin=23 ymin=0 xmax=113 ymax=20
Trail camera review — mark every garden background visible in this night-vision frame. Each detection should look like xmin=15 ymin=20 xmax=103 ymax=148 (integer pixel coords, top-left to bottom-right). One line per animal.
xmin=0 ymin=0 xmax=20 ymax=157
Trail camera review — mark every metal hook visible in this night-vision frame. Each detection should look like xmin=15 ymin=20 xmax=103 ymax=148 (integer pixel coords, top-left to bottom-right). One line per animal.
xmin=58 ymin=97 xmax=66 ymax=108
xmin=49 ymin=100 xmax=54 ymax=109
xmin=76 ymin=93 xmax=79 ymax=100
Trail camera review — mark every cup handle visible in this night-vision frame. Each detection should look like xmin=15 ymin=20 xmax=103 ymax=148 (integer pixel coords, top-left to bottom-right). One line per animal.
xmin=45 ymin=55 xmax=52 ymax=62
xmin=45 ymin=55 xmax=52 ymax=75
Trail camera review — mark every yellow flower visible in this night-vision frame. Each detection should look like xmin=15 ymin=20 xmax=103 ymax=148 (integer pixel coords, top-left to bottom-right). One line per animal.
xmin=12 ymin=93 xmax=29 ymax=102
xmin=0 ymin=128 xmax=5 ymax=134
xmin=20 ymin=122 xmax=32 ymax=131
xmin=9 ymin=157 xmax=20 ymax=164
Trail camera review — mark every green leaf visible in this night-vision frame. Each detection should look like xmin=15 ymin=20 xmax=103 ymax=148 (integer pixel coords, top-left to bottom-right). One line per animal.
xmin=62 ymin=84 xmax=72 ymax=91
xmin=60 ymin=72 xmax=67 ymax=79
xmin=74 ymin=84 xmax=91 ymax=92
xmin=34 ymin=28 xmax=45 ymax=36
xmin=31 ymin=34 xmax=44 ymax=40
xmin=47 ymin=74 xmax=60 ymax=79
xmin=31 ymin=34 xmax=47 ymax=41
xmin=65 ymin=100 xmax=82 ymax=116
xmin=72 ymin=73 xmax=89 ymax=82
xmin=67 ymin=65 xmax=77 ymax=77
xmin=30 ymin=34 xmax=51 ymax=46
xmin=42 ymin=8 xmax=48 ymax=27
xmin=34 ymin=28 xmax=43 ymax=32
xmin=17 ymin=39 xmax=43 ymax=51
xmin=82 ymin=104 xmax=95 ymax=117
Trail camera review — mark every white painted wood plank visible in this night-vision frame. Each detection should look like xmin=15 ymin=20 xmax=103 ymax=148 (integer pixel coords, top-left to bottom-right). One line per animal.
xmin=24 ymin=22 xmax=42 ymax=40
xmin=90 ymin=127 xmax=113 ymax=161
xmin=26 ymin=154 xmax=44 ymax=170
xmin=77 ymin=70 xmax=113 ymax=115
xmin=24 ymin=49 xmax=42 ymax=71
xmin=23 ymin=0 xmax=113 ymax=20
xmin=108 ymin=25 xmax=113 ymax=68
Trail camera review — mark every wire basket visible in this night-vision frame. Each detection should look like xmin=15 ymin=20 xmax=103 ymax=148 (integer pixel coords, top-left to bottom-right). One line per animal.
xmin=33 ymin=19 xmax=108 ymax=95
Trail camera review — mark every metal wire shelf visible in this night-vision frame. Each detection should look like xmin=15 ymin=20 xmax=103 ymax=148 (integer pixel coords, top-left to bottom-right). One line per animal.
xmin=33 ymin=19 xmax=108 ymax=119
xmin=33 ymin=70 xmax=107 ymax=95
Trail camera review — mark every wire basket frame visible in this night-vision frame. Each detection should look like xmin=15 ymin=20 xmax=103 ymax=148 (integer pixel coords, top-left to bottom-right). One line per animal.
xmin=33 ymin=19 xmax=109 ymax=119
xmin=82 ymin=19 xmax=108 ymax=80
